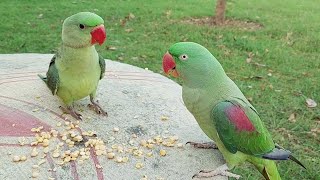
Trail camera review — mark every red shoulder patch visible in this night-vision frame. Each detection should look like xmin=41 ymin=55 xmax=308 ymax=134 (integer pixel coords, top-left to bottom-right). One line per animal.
xmin=225 ymin=105 xmax=255 ymax=132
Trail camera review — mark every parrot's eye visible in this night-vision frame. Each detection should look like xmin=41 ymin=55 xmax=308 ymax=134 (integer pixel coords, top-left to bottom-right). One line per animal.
xmin=179 ymin=54 xmax=188 ymax=61
xmin=79 ymin=24 xmax=85 ymax=29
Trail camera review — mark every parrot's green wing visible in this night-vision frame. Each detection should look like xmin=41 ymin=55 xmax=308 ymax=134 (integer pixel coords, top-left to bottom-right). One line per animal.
xmin=98 ymin=54 xmax=106 ymax=80
xmin=46 ymin=54 xmax=60 ymax=95
xmin=212 ymin=99 xmax=275 ymax=156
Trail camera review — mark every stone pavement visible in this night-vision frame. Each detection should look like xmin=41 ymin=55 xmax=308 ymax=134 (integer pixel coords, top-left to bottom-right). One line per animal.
xmin=0 ymin=54 xmax=225 ymax=180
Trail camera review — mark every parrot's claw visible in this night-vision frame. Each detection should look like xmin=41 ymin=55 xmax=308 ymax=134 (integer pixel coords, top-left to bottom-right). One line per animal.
xmin=192 ymin=164 xmax=240 ymax=179
xmin=89 ymin=99 xmax=108 ymax=117
xmin=71 ymin=112 xmax=83 ymax=120
xmin=186 ymin=141 xmax=218 ymax=149
xmin=199 ymin=170 xmax=211 ymax=173
xmin=59 ymin=106 xmax=83 ymax=120
xmin=88 ymin=103 xmax=107 ymax=115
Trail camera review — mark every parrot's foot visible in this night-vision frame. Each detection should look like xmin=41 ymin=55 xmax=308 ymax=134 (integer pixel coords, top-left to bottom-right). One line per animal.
xmin=186 ymin=141 xmax=218 ymax=149
xmin=59 ymin=106 xmax=83 ymax=120
xmin=89 ymin=98 xmax=108 ymax=116
xmin=192 ymin=164 xmax=240 ymax=179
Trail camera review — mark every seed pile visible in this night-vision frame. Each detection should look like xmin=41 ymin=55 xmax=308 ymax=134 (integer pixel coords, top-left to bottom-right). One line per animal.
xmin=9 ymin=119 xmax=183 ymax=179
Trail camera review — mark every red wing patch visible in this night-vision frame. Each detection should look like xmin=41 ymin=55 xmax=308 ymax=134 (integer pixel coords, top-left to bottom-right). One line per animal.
xmin=225 ymin=105 xmax=255 ymax=132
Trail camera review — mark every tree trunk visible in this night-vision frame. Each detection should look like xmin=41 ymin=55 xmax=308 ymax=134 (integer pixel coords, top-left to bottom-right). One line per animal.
xmin=213 ymin=0 xmax=226 ymax=25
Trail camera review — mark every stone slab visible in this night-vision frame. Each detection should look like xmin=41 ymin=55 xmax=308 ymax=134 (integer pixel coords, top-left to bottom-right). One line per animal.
xmin=0 ymin=54 xmax=225 ymax=180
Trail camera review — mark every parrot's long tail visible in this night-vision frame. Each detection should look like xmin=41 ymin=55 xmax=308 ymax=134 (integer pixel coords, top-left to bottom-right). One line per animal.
xmin=249 ymin=144 xmax=306 ymax=180
xmin=249 ymin=158 xmax=281 ymax=180
xmin=38 ymin=74 xmax=47 ymax=83
xmin=261 ymin=160 xmax=281 ymax=180
xmin=262 ymin=145 xmax=306 ymax=169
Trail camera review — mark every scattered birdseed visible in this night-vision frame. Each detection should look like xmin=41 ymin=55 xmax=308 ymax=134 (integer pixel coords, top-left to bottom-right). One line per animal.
xmin=20 ymin=155 xmax=27 ymax=161
xmin=111 ymin=144 xmax=118 ymax=149
xmin=140 ymin=140 xmax=147 ymax=147
xmin=30 ymin=141 xmax=38 ymax=146
xmin=146 ymin=144 xmax=154 ymax=149
xmin=32 ymin=171 xmax=39 ymax=178
xmin=61 ymin=136 xmax=67 ymax=141
xmin=43 ymin=147 xmax=49 ymax=154
xmin=115 ymin=156 xmax=123 ymax=163
xmin=11 ymin=112 xmax=184 ymax=179
xmin=38 ymin=159 xmax=46 ymax=166
xmin=42 ymin=139 xmax=50 ymax=147
xmin=31 ymin=148 xmax=39 ymax=157
xmin=147 ymin=139 xmax=155 ymax=144
xmin=135 ymin=162 xmax=144 ymax=169
xmin=56 ymin=160 xmax=64 ymax=165
xmin=122 ymin=157 xmax=129 ymax=163
xmin=146 ymin=152 xmax=153 ymax=157
xmin=71 ymin=152 xmax=79 ymax=159
xmin=18 ymin=136 xmax=26 ymax=144
xmin=64 ymin=156 xmax=71 ymax=163
xmin=129 ymin=140 xmax=135 ymax=145
xmin=32 ymin=165 xmax=39 ymax=169
xmin=159 ymin=149 xmax=167 ymax=156
xmin=32 ymin=108 xmax=39 ymax=112
xmin=160 ymin=116 xmax=168 ymax=121
xmin=40 ymin=154 xmax=47 ymax=159
xmin=96 ymin=150 xmax=103 ymax=156
xmin=113 ymin=127 xmax=120 ymax=132
xmin=12 ymin=156 xmax=20 ymax=162
xmin=52 ymin=152 xmax=60 ymax=158
xmin=141 ymin=175 xmax=148 ymax=180
xmin=107 ymin=152 xmax=115 ymax=159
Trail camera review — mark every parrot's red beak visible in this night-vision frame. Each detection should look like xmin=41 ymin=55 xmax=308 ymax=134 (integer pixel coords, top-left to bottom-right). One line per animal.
xmin=91 ymin=24 xmax=106 ymax=45
xmin=162 ymin=52 xmax=179 ymax=78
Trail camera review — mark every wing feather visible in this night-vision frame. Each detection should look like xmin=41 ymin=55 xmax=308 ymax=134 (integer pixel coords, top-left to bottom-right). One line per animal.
xmin=46 ymin=54 xmax=60 ymax=95
xmin=212 ymin=100 xmax=275 ymax=156
xmin=98 ymin=54 xmax=106 ymax=79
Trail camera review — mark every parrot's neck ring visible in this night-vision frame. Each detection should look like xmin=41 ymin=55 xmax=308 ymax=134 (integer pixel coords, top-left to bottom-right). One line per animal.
xmin=63 ymin=42 xmax=91 ymax=49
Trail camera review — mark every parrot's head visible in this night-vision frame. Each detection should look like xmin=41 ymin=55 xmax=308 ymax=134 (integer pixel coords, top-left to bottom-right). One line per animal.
xmin=62 ymin=12 xmax=106 ymax=48
xmin=162 ymin=42 xmax=224 ymax=83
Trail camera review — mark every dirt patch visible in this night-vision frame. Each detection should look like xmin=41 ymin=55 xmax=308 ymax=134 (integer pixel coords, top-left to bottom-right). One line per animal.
xmin=182 ymin=17 xmax=263 ymax=31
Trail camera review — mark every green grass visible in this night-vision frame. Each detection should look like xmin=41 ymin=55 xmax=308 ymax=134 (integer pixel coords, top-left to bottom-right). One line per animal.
xmin=1 ymin=0 xmax=319 ymax=179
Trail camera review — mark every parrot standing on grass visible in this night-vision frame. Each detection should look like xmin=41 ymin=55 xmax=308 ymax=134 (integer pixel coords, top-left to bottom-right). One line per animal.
xmin=162 ymin=42 xmax=305 ymax=180
xmin=38 ymin=12 xmax=107 ymax=120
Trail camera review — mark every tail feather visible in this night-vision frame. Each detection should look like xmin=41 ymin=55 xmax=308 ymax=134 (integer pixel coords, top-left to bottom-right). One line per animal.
xmin=262 ymin=148 xmax=290 ymax=160
xmin=262 ymin=146 xmax=306 ymax=169
xmin=262 ymin=167 xmax=271 ymax=180
xmin=248 ymin=159 xmax=281 ymax=180
xmin=38 ymin=74 xmax=47 ymax=82
xmin=289 ymin=155 xmax=306 ymax=169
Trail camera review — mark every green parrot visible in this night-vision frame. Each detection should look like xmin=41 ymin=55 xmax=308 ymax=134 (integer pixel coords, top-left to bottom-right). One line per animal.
xmin=162 ymin=42 xmax=305 ymax=180
xmin=39 ymin=12 xmax=107 ymax=120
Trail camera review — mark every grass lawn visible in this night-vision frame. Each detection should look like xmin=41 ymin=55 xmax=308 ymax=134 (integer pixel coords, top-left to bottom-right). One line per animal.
xmin=0 ymin=0 xmax=319 ymax=179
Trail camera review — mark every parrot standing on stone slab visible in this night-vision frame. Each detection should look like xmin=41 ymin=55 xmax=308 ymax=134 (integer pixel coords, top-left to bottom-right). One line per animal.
xmin=162 ymin=42 xmax=306 ymax=180
xmin=38 ymin=12 xmax=107 ymax=120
